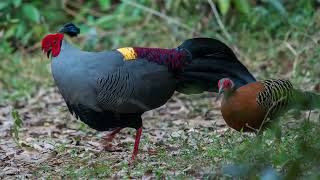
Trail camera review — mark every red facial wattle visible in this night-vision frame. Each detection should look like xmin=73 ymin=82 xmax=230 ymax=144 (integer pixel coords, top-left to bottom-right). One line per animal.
xmin=41 ymin=33 xmax=64 ymax=58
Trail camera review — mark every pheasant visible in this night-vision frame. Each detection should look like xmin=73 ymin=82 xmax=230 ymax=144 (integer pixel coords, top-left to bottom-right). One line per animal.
xmin=41 ymin=23 xmax=256 ymax=162
xmin=218 ymin=78 xmax=320 ymax=132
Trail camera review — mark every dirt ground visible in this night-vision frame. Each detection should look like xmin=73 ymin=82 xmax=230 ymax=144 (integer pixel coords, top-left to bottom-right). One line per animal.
xmin=0 ymin=87 xmax=228 ymax=178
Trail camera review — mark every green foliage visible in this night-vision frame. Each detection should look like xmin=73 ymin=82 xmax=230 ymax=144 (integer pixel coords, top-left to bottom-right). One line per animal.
xmin=11 ymin=109 xmax=23 ymax=143
xmin=98 ymin=0 xmax=111 ymax=10
xmin=266 ymin=0 xmax=287 ymax=16
xmin=232 ymin=0 xmax=250 ymax=14
xmin=225 ymin=120 xmax=320 ymax=179
xmin=217 ymin=0 xmax=231 ymax=15
xmin=215 ymin=0 xmax=290 ymax=17
xmin=216 ymin=0 xmax=251 ymax=15
xmin=22 ymin=4 xmax=40 ymax=23
xmin=0 ymin=0 xmax=43 ymax=47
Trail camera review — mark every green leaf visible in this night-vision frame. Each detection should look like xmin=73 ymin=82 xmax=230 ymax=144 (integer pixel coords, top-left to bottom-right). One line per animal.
xmin=12 ymin=109 xmax=22 ymax=128
xmin=217 ymin=0 xmax=231 ymax=15
xmin=21 ymin=31 xmax=33 ymax=45
xmin=266 ymin=0 xmax=287 ymax=16
xmin=12 ymin=0 xmax=21 ymax=8
xmin=11 ymin=109 xmax=23 ymax=142
xmin=0 ymin=2 xmax=9 ymax=10
xmin=95 ymin=15 xmax=115 ymax=25
xmin=4 ymin=26 xmax=16 ymax=39
xmin=233 ymin=0 xmax=250 ymax=14
xmin=16 ymin=22 xmax=26 ymax=38
xmin=22 ymin=4 xmax=40 ymax=23
xmin=98 ymin=0 xmax=111 ymax=11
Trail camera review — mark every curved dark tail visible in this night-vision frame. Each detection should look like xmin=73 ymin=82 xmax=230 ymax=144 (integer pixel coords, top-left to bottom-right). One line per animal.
xmin=176 ymin=38 xmax=256 ymax=94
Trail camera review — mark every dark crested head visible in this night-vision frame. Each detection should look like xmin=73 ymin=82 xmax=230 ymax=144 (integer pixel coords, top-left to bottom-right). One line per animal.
xmin=218 ymin=78 xmax=235 ymax=94
xmin=58 ymin=23 xmax=80 ymax=37
xmin=41 ymin=33 xmax=64 ymax=58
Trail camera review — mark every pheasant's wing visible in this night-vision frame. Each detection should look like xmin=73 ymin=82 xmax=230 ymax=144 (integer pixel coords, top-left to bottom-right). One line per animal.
xmin=257 ymin=79 xmax=294 ymax=118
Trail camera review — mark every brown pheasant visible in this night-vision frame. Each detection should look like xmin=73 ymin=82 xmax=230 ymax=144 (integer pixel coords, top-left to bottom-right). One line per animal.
xmin=218 ymin=78 xmax=320 ymax=132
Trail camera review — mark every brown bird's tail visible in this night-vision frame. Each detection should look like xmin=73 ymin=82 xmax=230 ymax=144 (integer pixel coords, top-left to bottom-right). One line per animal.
xmin=175 ymin=38 xmax=256 ymax=94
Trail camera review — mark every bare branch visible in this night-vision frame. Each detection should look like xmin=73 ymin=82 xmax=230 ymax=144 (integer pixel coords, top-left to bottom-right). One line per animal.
xmin=207 ymin=0 xmax=232 ymax=42
xmin=121 ymin=0 xmax=195 ymax=33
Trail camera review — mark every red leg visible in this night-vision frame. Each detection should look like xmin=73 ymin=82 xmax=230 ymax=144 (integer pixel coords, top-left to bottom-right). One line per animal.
xmin=130 ymin=127 xmax=142 ymax=163
xmin=102 ymin=128 xmax=122 ymax=151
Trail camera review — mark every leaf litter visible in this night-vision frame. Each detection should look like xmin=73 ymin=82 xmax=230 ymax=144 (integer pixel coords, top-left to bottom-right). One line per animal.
xmin=0 ymin=87 xmax=236 ymax=178
xmin=1 ymin=86 xmax=317 ymax=178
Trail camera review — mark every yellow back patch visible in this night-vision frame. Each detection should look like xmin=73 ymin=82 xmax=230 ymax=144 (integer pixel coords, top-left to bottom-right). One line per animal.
xmin=116 ymin=47 xmax=137 ymax=60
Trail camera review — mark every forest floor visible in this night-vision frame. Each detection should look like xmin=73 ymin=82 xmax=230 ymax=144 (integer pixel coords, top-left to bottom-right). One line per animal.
xmin=0 ymin=87 xmax=233 ymax=179
xmin=1 ymin=85 xmax=319 ymax=179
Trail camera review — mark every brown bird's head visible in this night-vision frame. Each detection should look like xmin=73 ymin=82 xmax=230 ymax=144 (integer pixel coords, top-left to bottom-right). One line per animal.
xmin=218 ymin=78 xmax=235 ymax=95
xmin=41 ymin=33 xmax=64 ymax=58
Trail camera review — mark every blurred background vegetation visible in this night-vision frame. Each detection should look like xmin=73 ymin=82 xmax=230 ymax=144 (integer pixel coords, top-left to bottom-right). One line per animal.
xmin=1 ymin=0 xmax=320 ymax=102
xmin=1 ymin=0 xmax=320 ymax=179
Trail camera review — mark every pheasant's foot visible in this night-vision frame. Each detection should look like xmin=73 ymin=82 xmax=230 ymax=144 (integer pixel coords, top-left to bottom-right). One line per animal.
xmin=101 ymin=128 xmax=123 ymax=152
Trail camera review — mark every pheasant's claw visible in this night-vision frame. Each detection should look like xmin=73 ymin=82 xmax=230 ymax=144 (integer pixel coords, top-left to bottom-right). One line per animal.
xmin=101 ymin=128 xmax=123 ymax=152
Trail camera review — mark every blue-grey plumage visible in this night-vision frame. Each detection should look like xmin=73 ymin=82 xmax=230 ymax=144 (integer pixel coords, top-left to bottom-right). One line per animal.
xmin=48 ymin=37 xmax=258 ymax=131
xmin=42 ymin=24 xmax=256 ymax=162
xmin=51 ymin=40 xmax=176 ymax=129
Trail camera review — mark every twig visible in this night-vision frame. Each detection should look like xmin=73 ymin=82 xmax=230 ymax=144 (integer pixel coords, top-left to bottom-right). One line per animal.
xmin=245 ymin=123 xmax=258 ymax=133
xmin=25 ymin=42 xmax=41 ymax=53
xmin=62 ymin=5 xmax=88 ymax=25
xmin=307 ymin=110 xmax=312 ymax=122
xmin=121 ymin=0 xmax=195 ymax=33
xmin=62 ymin=5 xmax=113 ymax=39
xmin=284 ymin=41 xmax=300 ymax=77
xmin=67 ymin=1 xmax=105 ymax=17
xmin=258 ymin=96 xmax=287 ymax=133
xmin=284 ymin=42 xmax=297 ymax=56
xmin=285 ymin=32 xmax=320 ymax=77
xmin=292 ymin=56 xmax=300 ymax=78
xmin=207 ymin=0 xmax=232 ymax=42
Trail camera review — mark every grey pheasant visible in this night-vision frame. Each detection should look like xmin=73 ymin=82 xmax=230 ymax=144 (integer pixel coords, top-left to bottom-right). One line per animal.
xmin=41 ymin=23 xmax=256 ymax=162
xmin=218 ymin=78 xmax=320 ymax=131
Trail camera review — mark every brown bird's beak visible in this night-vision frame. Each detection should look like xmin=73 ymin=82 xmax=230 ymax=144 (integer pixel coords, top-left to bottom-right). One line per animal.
xmin=218 ymin=87 xmax=224 ymax=95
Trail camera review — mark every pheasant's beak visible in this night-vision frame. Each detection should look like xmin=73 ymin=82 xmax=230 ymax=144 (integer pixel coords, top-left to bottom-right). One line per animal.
xmin=46 ymin=48 xmax=52 ymax=58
